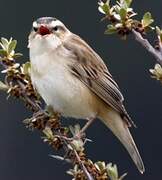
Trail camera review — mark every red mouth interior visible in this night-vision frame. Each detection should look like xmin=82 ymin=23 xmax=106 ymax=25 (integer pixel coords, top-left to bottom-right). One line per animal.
xmin=38 ymin=25 xmax=51 ymax=36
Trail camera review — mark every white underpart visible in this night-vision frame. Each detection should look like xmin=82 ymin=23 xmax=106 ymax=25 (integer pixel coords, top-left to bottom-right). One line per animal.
xmin=29 ymin=33 xmax=97 ymax=119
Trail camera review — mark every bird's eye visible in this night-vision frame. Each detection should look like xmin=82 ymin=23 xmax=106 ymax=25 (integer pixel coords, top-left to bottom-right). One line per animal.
xmin=33 ymin=27 xmax=38 ymax=32
xmin=53 ymin=26 xmax=58 ymax=31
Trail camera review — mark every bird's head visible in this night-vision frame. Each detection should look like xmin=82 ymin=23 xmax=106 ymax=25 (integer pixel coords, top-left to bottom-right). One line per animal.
xmin=28 ymin=17 xmax=70 ymax=50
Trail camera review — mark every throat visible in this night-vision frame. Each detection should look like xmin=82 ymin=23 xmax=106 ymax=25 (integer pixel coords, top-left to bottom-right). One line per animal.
xmin=29 ymin=34 xmax=62 ymax=56
xmin=29 ymin=36 xmax=62 ymax=76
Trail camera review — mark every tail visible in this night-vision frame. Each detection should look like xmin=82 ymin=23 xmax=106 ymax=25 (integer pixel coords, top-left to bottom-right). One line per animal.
xmin=99 ymin=109 xmax=145 ymax=174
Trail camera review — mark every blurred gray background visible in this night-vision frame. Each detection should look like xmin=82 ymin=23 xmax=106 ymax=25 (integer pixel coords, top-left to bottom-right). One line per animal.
xmin=0 ymin=0 xmax=162 ymax=179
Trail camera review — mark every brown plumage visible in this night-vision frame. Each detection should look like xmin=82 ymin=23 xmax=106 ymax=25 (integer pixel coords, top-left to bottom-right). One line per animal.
xmin=64 ymin=34 xmax=135 ymax=127
xmin=29 ymin=17 xmax=145 ymax=173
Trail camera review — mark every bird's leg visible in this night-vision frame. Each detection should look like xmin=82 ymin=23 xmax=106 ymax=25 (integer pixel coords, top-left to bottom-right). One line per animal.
xmin=74 ymin=117 xmax=96 ymax=140
xmin=55 ymin=117 xmax=96 ymax=141
xmin=33 ymin=109 xmax=44 ymax=116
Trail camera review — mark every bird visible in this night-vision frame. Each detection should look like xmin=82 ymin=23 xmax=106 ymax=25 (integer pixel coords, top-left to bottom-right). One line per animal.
xmin=28 ymin=17 xmax=145 ymax=173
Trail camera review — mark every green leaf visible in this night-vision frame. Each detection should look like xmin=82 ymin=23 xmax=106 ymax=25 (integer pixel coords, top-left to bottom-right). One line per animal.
xmin=150 ymin=64 xmax=162 ymax=81
xmin=105 ymin=25 xmax=117 ymax=34
xmin=43 ymin=126 xmax=54 ymax=140
xmin=124 ymin=0 xmax=132 ymax=7
xmin=142 ymin=12 xmax=154 ymax=27
xmin=13 ymin=53 xmax=23 ymax=59
xmin=9 ymin=37 xmax=13 ymax=44
xmin=119 ymin=8 xmax=127 ymax=21
xmin=1 ymin=37 xmax=8 ymax=44
xmin=98 ymin=0 xmax=110 ymax=14
xmin=8 ymin=40 xmax=17 ymax=54
xmin=1 ymin=37 xmax=9 ymax=50
xmin=71 ymin=139 xmax=84 ymax=151
xmin=22 ymin=62 xmax=31 ymax=75
xmin=102 ymin=2 xmax=110 ymax=14
xmin=106 ymin=163 xmax=118 ymax=180
xmin=69 ymin=124 xmax=81 ymax=136
xmin=0 ymin=49 xmax=7 ymax=57
xmin=69 ymin=125 xmax=75 ymax=136
xmin=156 ymin=26 xmax=161 ymax=35
xmin=118 ymin=0 xmax=127 ymax=9
xmin=95 ymin=161 xmax=106 ymax=172
xmin=156 ymin=26 xmax=162 ymax=42
xmin=74 ymin=124 xmax=81 ymax=134
xmin=0 ymin=81 xmax=8 ymax=91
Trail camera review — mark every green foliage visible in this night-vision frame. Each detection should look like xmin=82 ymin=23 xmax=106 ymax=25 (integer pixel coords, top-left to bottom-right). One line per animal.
xmin=68 ymin=161 xmax=127 ymax=180
xmin=98 ymin=0 xmax=162 ymax=83
xmin=141 ymin=12 xmax=154 ymax=28
xmin=119 ymin=8 xmax=127 ymax=21
xmin=0 ymin=37 xmax=22 ymax=59
xmin=0 ymin=37 xmax=127 ymax=180
xmin=0 ymin=49 xmax=7 ymax=57
xmin=156 ymin=26 xmax=162 ymax=42
xmin=21 ymin=62 xmax=31 ymax=75
xmin=98 ymin=0 xmax=154 ymax=39
xmin=98 ymin=0 xmax=110 ymax=15
xmin=105 ymin=25 xmax=117 ymax=34
xmin=124 ymin=0 xmax=132 ymax=7
xmin=0 ymin=38 xmax=16 ymax=56
xmin=0 ymin=81 xmax=8 ymax=91
xmin=8 ymin=40 xmax=17 ymax=54
xmin=106 ymin=163 xmax=127 ymax=180
xmin=150 ymin=64 xmax=162 ymax=82
xmin=117 ymin=0 xmax=131 ymax=9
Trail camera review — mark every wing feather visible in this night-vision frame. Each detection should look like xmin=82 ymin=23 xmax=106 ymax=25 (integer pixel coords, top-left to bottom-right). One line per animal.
xmin=63 ymin=34 xmax=135 ymax=127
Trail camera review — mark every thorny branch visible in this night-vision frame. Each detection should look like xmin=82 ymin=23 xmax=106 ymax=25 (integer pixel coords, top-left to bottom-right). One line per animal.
xmin=98 ymin=0 xmax=162 ymax=82
xmin=0 ymin=38 xmax=126 ymax=180
xmin=132 ymin=29 xmax=162 ymax=66
xmin=3 ymin=0 xmax=162 ymax=178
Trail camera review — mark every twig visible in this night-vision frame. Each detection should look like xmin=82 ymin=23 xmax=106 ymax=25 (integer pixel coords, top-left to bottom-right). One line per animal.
xmin=49 ymin=154 xmax=71 ymax=163
xmin=17 ymin=80 xmax=41 ymax=111
xmin=0 ymin=37 xmax=125 ymax=180
xmin=132 ymin=29 xmax=162 ymax=65
xmin=56 ymin=132 xmax=94 ymax=179
xmin=73 ymin=149 xmax=94 ymax=180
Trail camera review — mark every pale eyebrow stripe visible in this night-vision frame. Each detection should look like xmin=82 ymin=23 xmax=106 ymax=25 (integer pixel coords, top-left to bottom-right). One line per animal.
xmin=50 ymin=20 xmax=63 ymax=27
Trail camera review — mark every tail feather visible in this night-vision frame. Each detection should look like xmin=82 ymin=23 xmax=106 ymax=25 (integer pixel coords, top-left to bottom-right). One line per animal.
xmin=100 ymin=109 xmax=145 ymax=174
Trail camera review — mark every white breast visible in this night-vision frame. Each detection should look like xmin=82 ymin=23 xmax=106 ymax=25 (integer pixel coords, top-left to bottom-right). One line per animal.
xmin=29 ymin=41 xmax=98 ymax=119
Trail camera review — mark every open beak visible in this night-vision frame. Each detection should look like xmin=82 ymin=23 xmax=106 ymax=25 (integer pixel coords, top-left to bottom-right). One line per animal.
xmin=38 ymin=25 xmax=51 ymax=36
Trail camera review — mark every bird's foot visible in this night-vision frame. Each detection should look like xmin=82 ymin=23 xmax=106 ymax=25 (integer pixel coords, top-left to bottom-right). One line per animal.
xmin=33 ymin=109 xmax=47 ymax=117
xmin=72 ymin=131 xmax=86 ymax=140
xmin=55 ymin=117 xmax=95 ymax=143
xmin=70 ymin=117 xmax=96 ymax=141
